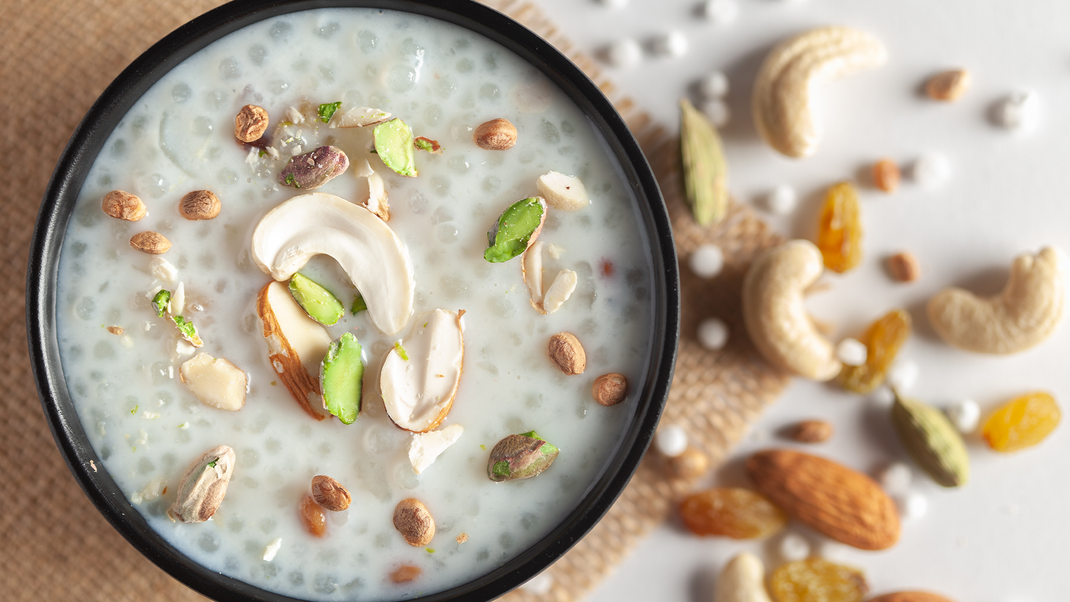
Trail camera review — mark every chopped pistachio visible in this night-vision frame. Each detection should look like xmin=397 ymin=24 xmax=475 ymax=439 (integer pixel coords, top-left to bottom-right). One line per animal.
xmin=288 ymin=273 xmax=345 ymax=326
xmin=414 ymin=136 xmax=443 ymax=155
xmin=394 ymin=341 xmax=409 ymax=361
xmin=152 ymin=289 xmax=172 ymax=317
xmin=351 ymin=295 xmax=368 ymax=315
xmin=487 ymin=431 xmax=560 ymax=482
xmin=320 ymin=333 xmax=364 ymax=425
xmin=171 ymin=315 xmax=203 ymax=347
xmin=318 ymin=101 xmax=342 ymax=123
xmin=484 ymin=197 xmax=547 ymax=263
xmin=373 ymin=118 xmax=418 ymax=177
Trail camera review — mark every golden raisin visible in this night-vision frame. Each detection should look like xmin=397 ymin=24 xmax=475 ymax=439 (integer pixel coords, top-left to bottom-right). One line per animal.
xmin=982 ymin=392 xmax=1061 ymax=452
xmin=390 ymin=565 xmax=422 ymax=584
xmin=679 ymin=488 xmax=787 ymax=539
xmin=299 ymin=495 xmax=327 ymax=537
xmin=771 ymin=558 xmax=868 ymax=602
xmin=871 ymin=159 xmax=900 ymax=193
xmin=837 ymin=309 xmax=912 ymax=394
xmin=816 ymin=182 xmax=863 ymax=273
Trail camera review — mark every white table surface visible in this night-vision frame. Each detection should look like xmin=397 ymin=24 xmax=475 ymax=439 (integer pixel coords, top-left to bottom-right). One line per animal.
xmin=527 ymin=1 xmax=1070 ymax=600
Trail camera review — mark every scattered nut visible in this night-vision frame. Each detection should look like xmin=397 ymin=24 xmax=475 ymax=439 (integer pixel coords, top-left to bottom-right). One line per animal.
xmin=311 ymin=475 xmax=352 ymax=511
xmin=716 ymin=553 xmax=774 ymax=602
xmin=393 ymin=498 xmax=435 ymax=547
xmin=106 ymin=326 xmax=124 ymax=335
xmin=279 ymin=145 xmax=350 ymax=190
xmin=790 ymin=420 xmax=833 ymax=443
xmin=925 ymin=69 xmax=970 ymax=102
xmin=179 ymin=190 xmax=221 ymax=220
xmin=548 ymin=332 xmax=586 ymax=375
xmin=488 ymin=431 xmax=560 ymax=481
xmin=887 ymin=252 xmax=920 ymax=282
xmin=101 ymin=190 xmax=146 ymax=221
xmin=591 ymin=373 xmax=628 ymax=406
xmin=234 ymin=104 xmax=269 ymax=142
xmin=129 ymin=231 xmax=172 ymax=254
xmin=390 ymin=565 xmax=422 ymax=584
xmin=537 ymin=171 xmax=590 ymax=211
xmin=872 ymin=158 xmax=901 ymax=192
xmin=169 ymin=445 xmax=235 ymax=523
xmin=299 ymin=495 xmax=327 ymax=537
xmin=473 ymin=118 xmax=517 ymax=150
xmin=667 ymin=446 xmax=709 ymax=479
xmin=179 ymin=352 xmax=247 ymax=411
xmin=455 ymin=532 xmax=469 ymax=544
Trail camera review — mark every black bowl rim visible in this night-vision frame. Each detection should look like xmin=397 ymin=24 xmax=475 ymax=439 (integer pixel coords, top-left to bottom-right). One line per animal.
xmin=26 ymin=1 xmax=680 ymax=600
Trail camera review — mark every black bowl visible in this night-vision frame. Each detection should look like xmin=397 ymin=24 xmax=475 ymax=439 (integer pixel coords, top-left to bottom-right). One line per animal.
xmin=27 ymin=1 xmax=679 ymax=600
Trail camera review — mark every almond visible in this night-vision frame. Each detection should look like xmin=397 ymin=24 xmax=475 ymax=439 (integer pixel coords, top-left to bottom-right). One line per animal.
xmin=129 ymin=231 xmax=171 ymax=254
xmin=311 ymin=475 xmax=351 ymax=511
xmin=548 ymin=332 xmax=586 ymax=375
xmin=393 ymin=498 xmax=435 ymax=547
xmin=102 ymin=190 xmax=146 ymax=221
xmin=179 ymin=190 xmax=221 ymax=220
xmin=746 ymin=449 xmax=900 ymax=550
xmin=869 ymin=593 xmax=957 ymax=602
xmin=473 ymin=118 xmax=517 ymax=150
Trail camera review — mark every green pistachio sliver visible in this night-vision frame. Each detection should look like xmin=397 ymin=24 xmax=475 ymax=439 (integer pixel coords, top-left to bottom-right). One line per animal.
xmin=394 ymin=341 xmax=409 ymax=361
xmin=679 ymin=98 xmax=728 ymax=225
xmin=171 ymin=315 xmax=203 ymax=347
xmin=373 ymin=118 xmax=418 ymax=177
xmin=484 ymin=197 xmax=546 ymax=263
xmin=351 ymin=295 xmax=368 ymax=315
xmin=320 ymin=332 xmax=364 ymax=425
xmin=288 ymin=273 xmax=345 ymax=326
xmin=414 ymin=136 xmax=443 ymax=154
xmin=152 ymin=289 xmax=172 ymax=317
xmin=318 ymin=101 xmax=342 ymax=123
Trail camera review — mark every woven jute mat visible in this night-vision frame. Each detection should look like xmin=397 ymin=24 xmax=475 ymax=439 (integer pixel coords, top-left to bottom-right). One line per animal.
xmin=1 ymin=1 xmax=788 ymax=600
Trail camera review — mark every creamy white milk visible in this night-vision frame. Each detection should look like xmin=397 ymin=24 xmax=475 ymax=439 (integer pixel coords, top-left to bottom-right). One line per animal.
xmin=56 ymin=7 xmax=655 ymax=600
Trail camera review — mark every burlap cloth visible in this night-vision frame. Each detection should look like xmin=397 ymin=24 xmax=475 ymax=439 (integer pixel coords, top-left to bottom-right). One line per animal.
xmin=1 ymin=1 xmax=788 ymax=600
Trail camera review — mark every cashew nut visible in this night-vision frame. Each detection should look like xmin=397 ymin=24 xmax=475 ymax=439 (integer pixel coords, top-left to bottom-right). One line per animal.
xmin=742 ymin=240 xmax=841 ymax=380
xmin=928 ymin=246 xmax=1065 ymax=354
xmin=715 ymin=553 xmax=773 ymax=602
xmin=752 ymin=26 xmax=887 ymax=158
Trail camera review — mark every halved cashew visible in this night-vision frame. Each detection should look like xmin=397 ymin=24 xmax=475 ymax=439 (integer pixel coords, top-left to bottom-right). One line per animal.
xmin=741 ymin=240 xmax=841 ymax=380
xmin=752 ymin=26 xmax=887 ymax=158
xmin=715 ymin=553 xmax=773 ymax=602
xmin=928 ymin=247 xmax=1065 ymax=354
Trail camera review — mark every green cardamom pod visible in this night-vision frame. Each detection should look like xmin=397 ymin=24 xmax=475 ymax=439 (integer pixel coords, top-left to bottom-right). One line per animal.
xmin=891 ymin=390 xmax=970 ymax=487
xmin=679 ymin=98 xmax=728 ymax=225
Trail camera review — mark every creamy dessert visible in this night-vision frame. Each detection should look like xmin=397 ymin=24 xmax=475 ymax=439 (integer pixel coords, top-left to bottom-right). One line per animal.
xmin=55 ymin=7 xmax=656 ymax=601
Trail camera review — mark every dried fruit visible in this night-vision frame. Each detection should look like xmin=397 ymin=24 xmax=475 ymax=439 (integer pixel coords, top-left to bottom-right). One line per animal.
xmin=373 ymin=118 xmax=418 ymax=177
xmin=279 ymin=145 xmax=350 ymax=190
xmin=548 ymin=332 xmax=586 ymax=375
xmin=130 ymin=231 xmax=171 ymax=254
xmin=484 ymin=197 xmax=547 ymax=263
xmin=179 ymin=353 xmax=247 ymax=411
xmin=816 ymin=182 xmax=862 ymax=273
xmin=102 ymin=190 xmax=146 ymax=221
xmin=320 ymin=333 xmax=364 ymax=425
xmin=299 ymin=495 xmax=327 ymax=537
xmin=311 ymin=475 xmax=351 ymax=512
xmin=679 ymin=98 xmax=728 ymax=225
xmin=982 ymin=391 xmax=1061 ymax=452
xmin=837 ymin=309 xmax=911 ymax=394
xmin=106 ymin=326 xmax=123 ymax=335
xmin=679 ymin=488 xmax=787 ymax=539
xmin=390 ymin=565 xmax=422 ymax=584
xmin=234 ymin=104 xmax=269 ymax=142
xmin=869 ymin=593 xmax=956 ymax=602
xmin=872 ymin=159 xmax=900 ymax=192
xmin=488 ymin=431 xmax=560 ymax=482
xmin=667 ymin=446 xmax=709 ymax=479
xmin=770 ymin=558 xmax=868 ymax=602
xmin=179 ymin=190 xmax=221 ymax=220
xmin=887 ymin=252 xmax=920 ymax=282
xmin=592 ymin=373 xmax=628 ymax=406
xmin=289 ymin=273 xmax=345 ymax=326
xmin=891 ymin=391 xmax=970 ymax=487
xmin=169 ymin=445 xmax=235 ymax=523
xmin=747 ymin=450 xmax=899 ymax=550
xmin=473 ymin=118 xmax=517 ymax=150
xmin=393 ymin=498 xmax=435 ymax=546
xmin=925 ymin=69 xmax=970 ymax=102
xmin=789 ymin=420 xmax=833 ymax=443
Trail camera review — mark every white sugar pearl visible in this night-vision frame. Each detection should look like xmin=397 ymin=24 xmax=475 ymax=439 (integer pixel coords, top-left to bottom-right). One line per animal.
xmin=946 ymin=399 xmax=981 ymax=434
xmin=598 ymin=0 xmax=629 ymax=8
xmin=654 ymin=425 xmax=688 ymax=457
xmin=697 ymin=317 xmax=730 ymax=350
xmin=765 ymin=184 xmax=797 ymax=214
xmin=606 ymin=38 xmax=643 ymax=69
xmin=994 ymin=91 xmax=1039 ymax=130
xmin=703 ymin=0 xmax=739 ymax=25
xmin=521 ymin=572 xmax=554 ymax=595
xmin=689 ymin=244 xmax=725 ymax=278
xmin=699 ymin=71 xmax=730 ymax=98
xmin=836 ymin=338 xmax=868 ymax=366
xmin=779 ymin=533 xmax=811 ymax=562
xmin=701 ymin=100 xmax=731 ymax=127
xmin=911 ymin=152 xmax=951 ymax=188
xmin=895 ymin=492 xmax=928 ymax=520
xmin=878 ymin=462 xmax=912 ymax=494
xmin=887 ymin=359 xmax=919 ymax=392
xmin=653 ymin=31 xmax=688 ymax=58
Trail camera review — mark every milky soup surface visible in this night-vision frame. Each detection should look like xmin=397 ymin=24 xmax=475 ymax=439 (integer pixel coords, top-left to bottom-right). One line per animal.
xmin=56 ymin=7 xmax=655 ymax=600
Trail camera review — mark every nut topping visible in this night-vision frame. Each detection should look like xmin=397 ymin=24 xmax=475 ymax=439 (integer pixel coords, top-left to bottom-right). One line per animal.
xmin=393 ymin=498 xmax=435 ymax=547
xmin=473 ymin=118 xmax=517 ymax=150
xmin=311 ymin=475 xmax=352 ymax=511
xmin=234 ymin=104 xmax=269 ymax=142
xmin=102 ymin=190 xmax=146 ymax=221
xmin=925 ymin=69 xmax=970 ymax=102
xmin=591 ymin=373 xmax=628 ymax=406
xmin=789 ymin=420 xmax=833 ymax=443
xmin=179 ymin=190 xmax=221 ymax=220
xmin=548 ymin=332 xmax=586 ymax=375
xmin=887 ymin=251 xmax=920 ymax=282
xmin=129 ymin=231 xmax=172 ymax=254
xmin=169 ymin=445 xmax=236 ymax=523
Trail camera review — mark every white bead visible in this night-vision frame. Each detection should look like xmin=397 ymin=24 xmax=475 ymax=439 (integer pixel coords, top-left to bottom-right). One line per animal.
xmin=697 ymin=317 xmax=730 ymax=351
xmin=703 ymin=0 xmax=739 ymax=25
xmin=654 ymin=425 xmax=688 ymax=457
xmin=895 ymin=492 xmax=928 ymax=520
xmin=878 ymin=462 xmax=912 ymax=494
xmin=779 ymin=532 xmax=811 ymax=562
xmin=606 ymin=38 xmax=643 ymax=69
xmin=521 ymin=572 xmax=554 ymax=595
xmin=598 ymin=0 xmax=629 ymax=8
xmin=701 ymin=100 xmax=731 ymax=127
xmin=946 ymin=399 xmax=981 ymax=434
xmin=994 ymin=91 xmax=1039 ymax=130
xmin=653 ymin=31 xmax=688 ymax=58
xmin=699 ymin=71 xmax=730 ymax=98
xmin=689 ymin=244 xmax=725 ymax=278
xmin=887 ymin=359 xmax=919 ymax=392
xmin=765 ymin=184 xmax=798 ymax=214
xmin=836 ymin=338 xmax=868 ymax=366
xmin=910 ymin=152 xmax=951 ymax=188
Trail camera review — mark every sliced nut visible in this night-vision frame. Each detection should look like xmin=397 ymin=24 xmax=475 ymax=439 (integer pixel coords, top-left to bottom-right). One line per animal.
xmin=381 ymin=310 xmax=465 ymax=433
xmin=279 ymin=145 xmax=350 ymax=190
xmin=591 ymin=373 xmax=628 ymax=406
xmin=667 ymin=446 xmax=709 ymax=480
xmin=102 ymin=190 xmax=146 ymax=221
xmin=872 ymin=158 xmax=900 ymax=193
xmin=130 ymin=231 xmax=172 ymax=254
xmin=887 ymin=251 xmax=920 ymax=282
xmin=169 ymin=445 xmax=235 ymax=523
xmin=473 ymin=118 xmax=517 ymax=150
xmin=390 ymin=565 xmax=422 ymax=584
xmin=106 ymin=326 xmax=124 ymax=335
xmin=925 ymin=69 xmax=970 ymax=102
xmin=179 ymin=352 xmax=247 ymax=412
xmin=790 ymin=419 xmax=833 ymax=443
xmin=393 ymin=498 xmax=435 ymax=547
xmin=741 ymin=240 xmax=841 ymax=380
xmin=752 ymin=26 xmax=887 ymax=158
xmin=408 ymin=424 xmax=465 ymax=474
xmin=928 ymin=246 xmax=1064 ymax=354
xmin=179 ymin=190 xmax=221 ymax=220
xmin=522 ymin=241 xmax=545 ymax=311
xmin=329 ymin=106 xmax=391 ymax=128
xmin=235 ymin=104 xmax=269 ymax=143
xmin=715 ymin=552 xmax=773 ymax=602
xmin=299 ymin=494 xmax=327 ymax=537
xmin=542 ymin=270 xmax=577 ymax=314
xmin=311 ymin=475 xmax=352 ymax=511
xmin=548 ymin=332 xmax=586 ymax=375
xmin=536 ymin=171 xmax=590 ymax=211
